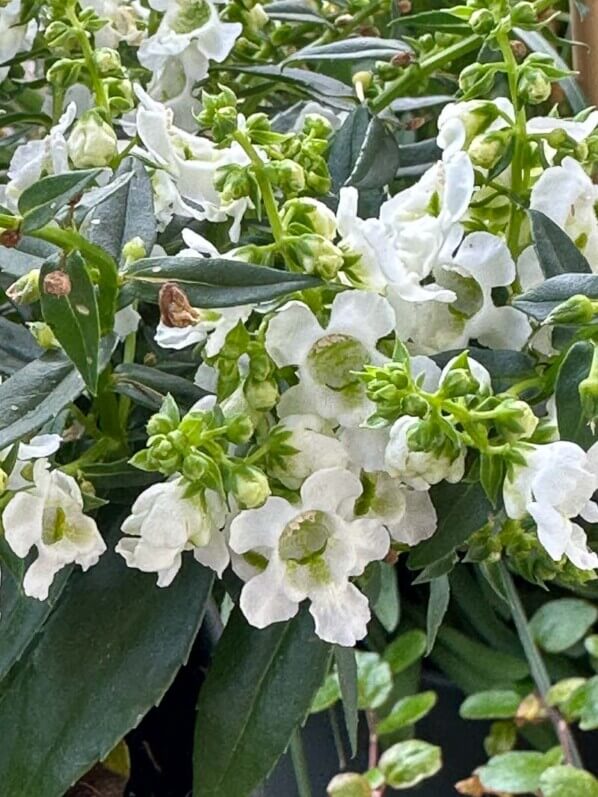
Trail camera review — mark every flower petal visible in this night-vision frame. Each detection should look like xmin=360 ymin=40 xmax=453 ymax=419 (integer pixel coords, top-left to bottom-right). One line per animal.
xmin=300 ymin=468 xmax=363 ymax=516
xmin=309 ymin=582 xmax=371 ymax=646
xmin=265 ymin=302 xmax=323 ymax=367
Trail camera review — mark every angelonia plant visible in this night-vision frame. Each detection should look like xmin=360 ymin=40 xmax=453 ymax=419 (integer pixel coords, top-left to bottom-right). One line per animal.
xmin=2 ymin=0 xmax=598 ymax=794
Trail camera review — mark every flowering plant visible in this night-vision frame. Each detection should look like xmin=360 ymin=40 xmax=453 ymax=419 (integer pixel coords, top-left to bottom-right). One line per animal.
xmin=1 ymin=0 xmax=598 ymax=793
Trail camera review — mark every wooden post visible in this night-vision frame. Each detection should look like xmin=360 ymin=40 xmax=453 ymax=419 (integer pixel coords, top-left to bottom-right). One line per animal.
xmin=571 ymin=0 xmax=598 ymax=107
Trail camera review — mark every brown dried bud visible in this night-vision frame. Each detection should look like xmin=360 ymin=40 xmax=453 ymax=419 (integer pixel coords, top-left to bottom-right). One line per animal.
xmin=510 ymin=40 xmax=527 ymax=61
xmin=158 ymin=282 xmax=199 ymax=328
xmin=515 ymin=692 xmax=546 ymax=725
xmin=385 ymin=549 xmax=399 ymax=565
xmin=391 ymin=51 xmax=414 ymax=68
xmin=0 ymin=229 xmax=21 ymax=248
xmin=397 ymin=0 xmax=412 ymax=12
xmin=43 ymin=270 xmax=72 ymax=296
xmin=455 ymin=776 xmax=485 ymax=797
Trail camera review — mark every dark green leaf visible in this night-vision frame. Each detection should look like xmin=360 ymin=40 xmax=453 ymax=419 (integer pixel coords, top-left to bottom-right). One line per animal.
xmin=530 ymin=598 xmax=598 ymax=653
xmin=193 ymin=607 xmax=330 ymax=797
xmin=394 ymin=9 xmax=470 ymax=32
xmin=83 ymin=158 xmax=156 ymax=263
xmin=19 ymin=169 xmax=102 ymax=233
xmin=530 ymin=210 xmax=591 ymax=278
xmin=283 ymin=37 xmax=413 ymax=65
xmin=40 ymin=252 xmax=101 ymax=394
xmin=0 ymin=318 xmax=42 ymax=375
xmin=426 ymin=575 xmax=450 ymax=655
xmin=0 ymin=530 xmax=213 ymax=797
xmin=123 ymin=256 xmax=321 ymax=307
xmin=266 ymin=0 xmax=329 ymax=25
xmin=408 ymin=482 xmax=491 ymax=569
xmin=390 ymin=95 xmax=454 ymax=112
xmin=555 ymin=341 xmax=596 ymax=449
xmin=347 ymin=117 xmax=400 ymax=190
xmin=335 ymin=646 xmax=358 ymax=757
xmin=514 ymin=273 xmax=598 ymax=321
xmin=371 ymin=561 xmax=400 ymax=632
xmin=112 ymin=363 xmax=204 ymax=411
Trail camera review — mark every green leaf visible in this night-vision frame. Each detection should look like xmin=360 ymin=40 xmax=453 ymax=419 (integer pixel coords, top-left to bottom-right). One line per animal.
xmin=539 ymin=765 xmax=598 ymax=797
xmin=477 ymin=749 xmax=563 ymax=794
xmin=19 ymin=169 xmax=102 ymax=232
xmin=434 ymin=347 xmax=535 ymax=393
xmin=530 ymin=598 xmax=598 ymax=653
xmin=193 ymin=607 xmax=330 ymax=797
xmin=310 ymin=672 xmax=341 ymax=713
xmin=555 ymin=341 xmax=596 ymax=449
xmin=529 ymin=210 xmax=591 ymax=278
xmin=357 ymin=651 xmax=393 ymax=710
xmin=0 ymin=317 xmax=42 ymax=375
xmin=283 ymin=37 xmax=413 ymax=66
xmin=83 ymin=158 xmax=156 ymax=263
xmin=408 ymin=482 xmax=491 ymax=569
xmin=377 ymin=692 xmax=437 ymax=735
xmin=265 ymin=0 xmax=330 ymax=25
xmin=426 ymin=575 xmax=450 ymax=655
xmin=460 ymin=690 xmax=521 ymax=720
xmin=378 ymin=740 xmax=442 ymax=789
xmin=514 ymin=273 xmax=598 ymax=321
xmin=0 ymin=532 xmax=213 ymax=797
xmin=393 ymin=9 xmax=471 ymax=32
xmin=564 ymin=677 xmax=598 ymax=730
xmin=122 ymin=256 xmax=321 ymax=307
xmin=335 ymin=646 xmax=358 ymax=757
xmin=384 ymin=630 xmax=426 ymax=675
xmin=112 ymin=363 xmax=204 ymax=411
xmin=39 ymin=252 xmax=101 ymax=394
xmin=347 ymin=117 xmax=400 ymax=190
xmin=480 ymin=452 xmax=505 ymax=506
xmin=371 ymin=562 xmax=400 ymax=632
xmin=79 ymin=459 xmax=160 ymax=491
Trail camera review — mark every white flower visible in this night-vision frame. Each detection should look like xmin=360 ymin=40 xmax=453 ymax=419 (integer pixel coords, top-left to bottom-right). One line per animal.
xmin=530 ymin=156 xmax=598 ymax=271
xmin=437 ymin=98 xmax=513 ymax=156
xmin=229 ymin=467 xmax=390 ymax=646
xmin=2 ymin=433 xmax=62 ymax=491
xmin=2 ymin=104 xmax=76 ymax=209
xmin=366 ymin=472 xmax=437 ymax=546
xmin=504 ymin=441 xmax=598 ymax=570
xmin=385 ymin=416 xmax=466 ymax=490
xmin=79 ymin=0 xmax=148 ymax=48
xmin=116 ymin=479 xmax=228 ymax=585
xmin=0 ymin=0 xmax=37 ymax=82
xmin=267 ymin=291 xmax=395 ymax=427
xmin=269 ymin=414 xmax=350 ymax=489
xmin=2 ymin=460 xmax=106 ymax=600
xmin=138 ymin=0 xmax=241 ymax=128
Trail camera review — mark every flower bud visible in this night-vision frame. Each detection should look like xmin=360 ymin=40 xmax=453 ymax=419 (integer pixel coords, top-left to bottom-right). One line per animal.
xmin=545 ymin=294 xmax=596 ymax=325
xmin=215 ymin=164 xmax=252 ymax=202
xmin=0 ymin=467 xmax=7 ymax=495
xmin=468 ymin=133 xmax=507 ymax=169
xmin=400 ymin=394 xmax=429 ymax=418
xmin=495 ymin=398 xmax=538 ymax=440
xmin=266 ymin=159 xmax=306 ymax=193
xmin=327 ymin=773 xmax=372 ymax=797
xmin=519 ymin=69 xmax=551 ymax=105
xmin=579 ymin=375 xmax=598 ymax=423
xmin=27 ymin=322 xmax=60 ymax=349
xmin=245 ymin=377 xmax=279 ymax=411
xmin=303 ymin=113 xmax=333 ymax=140
xmin=122 ymin=236 xmax=146 ymax=264
xmin=225 ymin=414 xmax=255 ymax=444
xmin=182 ymin=451 xmax=210 ymax=481
xmin=469 ymin=8 xmax=494 ymax=34
xmin=94 ymin=48 xmax=122 ymax=76
xmin=281 ymin=197 xmax=337 ymax=239
xmin=68 ymin=112 xmax=118 ymax=168
xmin=440 ymin=368 xmax=479 ymax=398
xmin=159 ymin=283 xmax=200 ymax=328
xmin=6 ymin=269 xmax=40 ymax=305
xmin=147 ymin=412 xmax=178 ymax=437
xmin=231 ymin=465 xmax=271 ymax=508
xmin=287 ymin=234 xmax=344 ymax=279
xmin=511 ymin=1 xmax=536 ymax=26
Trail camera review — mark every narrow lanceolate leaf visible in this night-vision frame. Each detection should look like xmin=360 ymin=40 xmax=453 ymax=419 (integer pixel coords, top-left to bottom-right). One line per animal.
xmin=122 ymin=256 xmax=321 ymax=307
xmin=426 ymin=576 xmax=450 ymax=655
xmin=18 ymin=169 xmax=102 ymax=232
xmin=393 ymin=9 xmax=471 ymax=32
xmin=0 ymin=317 xmax=42 ymax=375
xmin=112 ymin=363 xmax=204 ymax=411
xmin=283 ymin=37 xmax=413 ymax=66
xmin=514 ymin=273 xmax=598 ymax=321
xmin=555 ymin=341 xmax=596 ymax=449
xmin=40 ymin=252 xmax=101 ymax=394
xmin=347 ymin=117 xmax=400 ymax=190
xmin=0 ymin=337 xmax=116 ymax=450
xmin=83 ymin=158 xmax=156 ymax=263
xmin=529 ymin=210 xmax=591 ymax=278
xmin=193 ymin=607 xmax=331 ymax=797
xmin=0 ymin=526 xmax=214 ymax=797
xmin=265 ymin=0 xmax=330 ymax=25
xmin=335 ymin=646 xmax=358 ymax=757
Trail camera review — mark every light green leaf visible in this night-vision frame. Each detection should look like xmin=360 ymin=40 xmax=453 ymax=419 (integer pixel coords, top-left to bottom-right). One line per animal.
xmin=378 ymin=740 xmax=442 ymax=789
xmin=39 ymin=252 xmax=101 ymax=394
xmin=530 ymin=598 xmax=598 ymax=653
xmin=426 ymin=575 xmax=450 ymax=655
xmin=540 ymin=765 xmax=598 ymax=797
xmin=357 ymin=651 xmax=393 ymax=710
xmin=460 ymin=690 xmax=521 ymax=720
xmin=193 ymin=607 xmax=330 ymax=797
xmin=383 ymin=630 xmax=426 ymax=675
xmin=378 ymin=692 xmax=437 ymax=735
xmin=19 ymin=169 xmax=102 ymax=232
xmin=477 ymin=749 xmax=563 ymax=794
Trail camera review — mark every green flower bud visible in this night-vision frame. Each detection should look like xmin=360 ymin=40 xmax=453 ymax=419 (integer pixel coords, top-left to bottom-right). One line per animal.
xmin=287 ymin=234 xmax=344 ymax=279
xmin=303 ymin=113 xmax=333 ymax=140
xmin=281 ymin=197 xmax=337 ymax=239
xmin=400 ymin=393 xmax=429 ymax=418
xmin=6 ymin=268 xmax=40 ymax=305
xmin=147 ymin=412 xmax=178 ymax=437
xmin=94 ymin=48 xmax=122 ymax=76
xmin=0 ymin=467 xmax=7 ymax=495
xmin=495 ymin=398 xmax=539 ymax=440
xmin=469 ymin=8 xmax=494 ymax=34
xmin=106 ymin=77 xmax=135 ymax=114
xmin=545 ymin=294 xmax=596 ymax=325
xmin=579 ymin=375 xmax=598 ymax=424
xmin=46 ymin=58 xmax=83 ymax=89
xmin=327 ymin=773 xmax=372 ymax=797
xmin=198 ymin=85 xmax=237 ymax=131
xmin=519 ymin=69 xmax=551 ymax=105
xmin=27 ymin=322 xmax=60 ymax=349
xmin=511 ymin=1 xmax=536 ymax=26
xmin=122 ymin=236 xmax=146 ymax=264
xmin=469 ymin=132 xmax=507 ymax=169
xmin=182 ymin=451 xmax=210 ymax=481
xmin=68 ymin=112 xmax=118 ymax=168
xmin=245 ymin=377 xmax=279 ymax=411
xmin=215 ymin=164 xmax=252 ymax=202
xmin=266 ymin=159 xmax=306 ymax=193
xmin=440 ymin=369 xmax=479 ymax=398
xmin=225 ymin=414 xmax=255 ymax=444
xmin=231 ymin=465 xmax=271 ymax=508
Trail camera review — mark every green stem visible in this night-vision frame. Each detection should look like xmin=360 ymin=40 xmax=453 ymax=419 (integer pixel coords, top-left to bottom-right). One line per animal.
xmin=65 ymin=5 xmax=110 ymax=115
xmin=499 ymin=561 xmax=584 ymax=768
xmin=118 ymin=303 xmax=138 ymax=430
xmin=370 ymin=34 xmax=482 ymax=113
xmin=290 ymin=730 xmax=313 ymax=797
xmin=0 ymin=214 xmax=21 ymax=229
xmin=61 ymin=437 xmax=116 ymax=476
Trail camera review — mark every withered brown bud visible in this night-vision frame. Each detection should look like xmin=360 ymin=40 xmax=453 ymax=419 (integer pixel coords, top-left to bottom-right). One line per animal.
xmin=510 ymin=40 xmax=528 ymax=61
xmin=0 ymin=229 xmax=21 ymax=248
xmin=158 ymin=282 xmax=199 ymax=328
xmin=515 ymin=693 xmax=546 ymax=725
xmin=397 ymin=0 xmax=412 ymax=13
xmin=391 ymin=51 xmax=414 ymax=68
xmin=455 ymin=776 xmax=485 ymax=797
xmin=43 ymin=270 xmax=72 ymax=296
